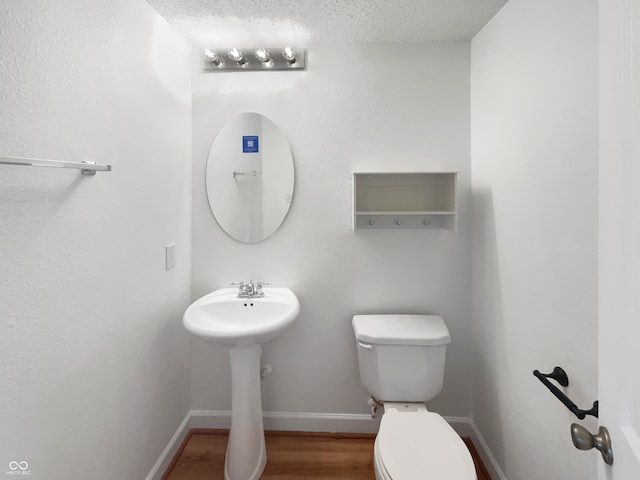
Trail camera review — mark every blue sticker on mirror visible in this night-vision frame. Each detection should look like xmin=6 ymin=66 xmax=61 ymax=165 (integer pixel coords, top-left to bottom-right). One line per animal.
xmin=243 ymin=136 xmax=259 ymax=153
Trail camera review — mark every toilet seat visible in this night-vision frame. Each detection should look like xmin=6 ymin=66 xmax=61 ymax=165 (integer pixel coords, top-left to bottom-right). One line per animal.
xmin=375 ymin=412 xmax=477 ymax=480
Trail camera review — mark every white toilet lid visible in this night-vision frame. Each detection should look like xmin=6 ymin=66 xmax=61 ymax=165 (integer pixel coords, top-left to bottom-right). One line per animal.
xmin=377 ymin=412 xmax=476 ymax=480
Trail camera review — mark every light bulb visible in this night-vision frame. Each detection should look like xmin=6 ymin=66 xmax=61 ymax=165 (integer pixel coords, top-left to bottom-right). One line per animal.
xmin=228 ymin=48 xmax=246 ymax=65
xmin=203 ymin=49 xmax=223 ymax=66
xmin=255 ymin=48 xmax=271 ymax=63
xmin=282 ymin=46 xmax=296 ymax=64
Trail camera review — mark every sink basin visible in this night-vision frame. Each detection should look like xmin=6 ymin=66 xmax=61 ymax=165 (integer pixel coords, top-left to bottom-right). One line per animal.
xmin=182 ymin=286 xmax=300 ymax=480
xmin=183 ymin=287 xmax=300 ymax=348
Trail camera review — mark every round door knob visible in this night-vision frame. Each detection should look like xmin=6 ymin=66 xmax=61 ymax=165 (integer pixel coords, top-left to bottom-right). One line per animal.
xmin=570 ymin=423 xmax=614 ymax=465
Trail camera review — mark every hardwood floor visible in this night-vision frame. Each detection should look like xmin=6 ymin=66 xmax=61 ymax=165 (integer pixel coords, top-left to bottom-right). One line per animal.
xmin=463 ymin=437 xmax=492 ymax=480
xmin=163 ymin=429 xmax=491 ymax=480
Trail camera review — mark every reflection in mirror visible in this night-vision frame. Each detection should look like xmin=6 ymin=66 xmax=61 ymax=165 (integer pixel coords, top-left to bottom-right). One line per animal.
xmin=206 ymin=113 xmax=295 ymax=243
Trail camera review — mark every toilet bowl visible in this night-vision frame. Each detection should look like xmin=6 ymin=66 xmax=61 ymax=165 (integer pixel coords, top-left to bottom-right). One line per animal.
xmin=373 ymin=404 xmax=476 ymax=480
xmin=352 ymin=315 xmax=476 ymax=480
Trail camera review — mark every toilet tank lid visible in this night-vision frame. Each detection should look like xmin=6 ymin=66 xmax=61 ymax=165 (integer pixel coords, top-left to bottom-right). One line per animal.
xmin=352 ymin=314 xmax=451 ymax=346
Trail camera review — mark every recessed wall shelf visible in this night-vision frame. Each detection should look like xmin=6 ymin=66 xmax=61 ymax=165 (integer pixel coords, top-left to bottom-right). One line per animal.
xmin=352 ymin=172 xmax=458 ymax=231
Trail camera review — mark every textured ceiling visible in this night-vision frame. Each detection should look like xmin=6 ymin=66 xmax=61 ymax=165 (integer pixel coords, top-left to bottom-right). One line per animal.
xmin=146 ymin=0 xmax=508 ymax=47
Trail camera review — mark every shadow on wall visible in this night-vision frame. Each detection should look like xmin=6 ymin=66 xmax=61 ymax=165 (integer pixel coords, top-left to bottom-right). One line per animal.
xmin=471 ymin=188 xmax=506 ymax=467
xmin=0 ymin=172 xmax=84 ymax=233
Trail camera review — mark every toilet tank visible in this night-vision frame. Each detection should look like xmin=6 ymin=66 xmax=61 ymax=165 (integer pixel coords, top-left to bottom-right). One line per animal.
xmin=352 ymin=315 xmax=451 ymax=402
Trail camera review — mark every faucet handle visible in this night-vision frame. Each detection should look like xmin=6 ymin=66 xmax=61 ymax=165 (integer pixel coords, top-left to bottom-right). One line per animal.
xmin=255 ymin=281 xmax=269 ymax=296
xmin=230 ymin=281 xmax=249 ymax=295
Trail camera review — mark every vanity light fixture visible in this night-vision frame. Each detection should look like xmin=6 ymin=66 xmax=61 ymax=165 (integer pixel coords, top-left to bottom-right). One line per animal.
xmin=202 ymin=47 xmax=306 ymax=71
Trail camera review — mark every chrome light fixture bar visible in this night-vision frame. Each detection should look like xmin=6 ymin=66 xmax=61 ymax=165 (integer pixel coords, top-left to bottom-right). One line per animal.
xmin=203 ymin=47 xmax=306 ymax=71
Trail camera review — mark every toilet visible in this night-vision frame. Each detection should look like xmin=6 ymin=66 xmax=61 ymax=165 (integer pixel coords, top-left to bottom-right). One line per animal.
xmin=352 ymin=314 xmax=477 ymax=480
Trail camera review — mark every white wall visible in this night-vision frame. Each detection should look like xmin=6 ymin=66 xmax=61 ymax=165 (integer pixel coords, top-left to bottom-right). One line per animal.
xmin=191 ymin=43 xmax=473 ymax=418
xmin=470 ymin=1 xmax=598 ymax=478
xmin=0 ymin=1 xmax=192 ymax=478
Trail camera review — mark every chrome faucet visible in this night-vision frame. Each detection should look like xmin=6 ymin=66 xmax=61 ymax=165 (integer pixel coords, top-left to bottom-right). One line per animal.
xmin=231 ymin=279 xmax=270 ymax=298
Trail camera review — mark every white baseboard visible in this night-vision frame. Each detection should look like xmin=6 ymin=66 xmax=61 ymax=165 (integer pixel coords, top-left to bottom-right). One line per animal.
xmin=468 ymin=421 xmax=509 ymax=480
xmin=146 ymin=410 xmax=508 ymax=480
xmin=190 ymin=409 xmax=382 ymax=433
xmin=145 ymin=413 xmax=192 ymax=480
xmin=444 ymin=415 xmax=474 ymax=437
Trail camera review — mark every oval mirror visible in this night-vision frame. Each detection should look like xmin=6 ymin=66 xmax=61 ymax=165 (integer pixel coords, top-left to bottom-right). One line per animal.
xmin=206 ymin=113 xmax=295 ymax=243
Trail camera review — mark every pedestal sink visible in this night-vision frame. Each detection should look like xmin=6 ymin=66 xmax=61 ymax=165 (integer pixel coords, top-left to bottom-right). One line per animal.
xmin=183 ymin=286 xmax=300 ymax=480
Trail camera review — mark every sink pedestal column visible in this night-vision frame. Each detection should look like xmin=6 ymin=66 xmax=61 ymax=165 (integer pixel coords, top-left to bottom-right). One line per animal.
xmin=225 ymin=345 xmax=266 ymax=480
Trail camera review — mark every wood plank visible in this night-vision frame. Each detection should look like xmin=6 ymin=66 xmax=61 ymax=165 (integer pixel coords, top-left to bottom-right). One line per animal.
xmin=163 ymin=429 xmax=492 ymax=480
xmin=463 ymin=437 xmax=492 ymax=480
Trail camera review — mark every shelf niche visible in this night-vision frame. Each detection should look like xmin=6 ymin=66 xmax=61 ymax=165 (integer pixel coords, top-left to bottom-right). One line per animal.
xmin=352 ymin=172 xmax=457 ymax=231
